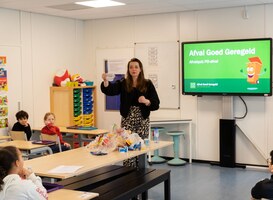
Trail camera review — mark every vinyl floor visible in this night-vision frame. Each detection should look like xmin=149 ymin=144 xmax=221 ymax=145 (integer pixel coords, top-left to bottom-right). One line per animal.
xmin=147 ymin=162 xmax=269 ymax=200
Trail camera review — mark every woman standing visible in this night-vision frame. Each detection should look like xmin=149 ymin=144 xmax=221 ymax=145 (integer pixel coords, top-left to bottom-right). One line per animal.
xmin=101 ymin=58 xmax=160 ymax=167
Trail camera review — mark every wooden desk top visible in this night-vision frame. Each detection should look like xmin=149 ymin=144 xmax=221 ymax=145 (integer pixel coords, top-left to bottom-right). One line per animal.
xmin=0 ymin=135 xmax=11 ymax=140
xmin=59 ymin=127 xmax=109 ymax=135
xmin=25 ymin=141 xmax=173 ymax=179
xmin=33 ymin=127 xmax=109 ymax=136
xmin=48 ymin=189 xmax=98 ymax=200
xmin=0 ymin=140 xmax=47 ymax=150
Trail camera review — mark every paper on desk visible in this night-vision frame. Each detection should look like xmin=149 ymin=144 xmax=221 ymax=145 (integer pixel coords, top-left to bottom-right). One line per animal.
xmin=48 ymin=165 xmax=83 ymax=174
xmin=79 ymin=192 xmax=99 ymax=199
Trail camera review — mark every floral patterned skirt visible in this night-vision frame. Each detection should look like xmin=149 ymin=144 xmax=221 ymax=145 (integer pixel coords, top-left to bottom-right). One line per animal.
xmin=121 ymin=106 xmax=149 ymax=139
xmin=121 ymin=106 xmax=150 ymax=168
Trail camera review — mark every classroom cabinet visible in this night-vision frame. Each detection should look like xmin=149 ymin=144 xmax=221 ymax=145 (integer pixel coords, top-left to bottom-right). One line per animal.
xmin=50 ymin=86 xmax=96 ymax=127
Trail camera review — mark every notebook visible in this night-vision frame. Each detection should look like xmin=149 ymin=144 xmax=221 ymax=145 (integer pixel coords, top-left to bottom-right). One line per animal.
xmin=66 ymin=126 xmax=98 ymax=130
xmin=32 ymin=140 xmax=56 ymax=145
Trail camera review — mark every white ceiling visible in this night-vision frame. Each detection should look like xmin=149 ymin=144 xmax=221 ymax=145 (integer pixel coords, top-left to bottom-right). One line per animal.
xmin=0 ymin=0 xmax=273 ymax=20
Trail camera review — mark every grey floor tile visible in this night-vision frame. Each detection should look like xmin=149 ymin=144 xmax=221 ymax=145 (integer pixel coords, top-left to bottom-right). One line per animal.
xmin=147 ymin=162 xmax=268 ymax=200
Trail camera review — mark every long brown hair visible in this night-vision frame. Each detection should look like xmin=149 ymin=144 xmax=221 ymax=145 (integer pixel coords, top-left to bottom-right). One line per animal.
xmin=125 ymin=58 xmax=147 ymax=93
xmin=0 ymin=146 xmax=19 ymax=191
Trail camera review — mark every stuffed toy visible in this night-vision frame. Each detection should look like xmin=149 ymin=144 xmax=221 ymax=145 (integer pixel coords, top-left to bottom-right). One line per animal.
xmin=53 ymin=69 xmax=70 ymax=86
xmin=71 ymin=74 xmax=86 ymax=86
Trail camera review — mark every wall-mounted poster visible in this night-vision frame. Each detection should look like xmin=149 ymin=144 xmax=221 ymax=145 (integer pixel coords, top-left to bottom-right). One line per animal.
xmin=0 ymin=56 xmax=8 ymax=129
xmin=104 ymin=59 xmax=126 ymax=111
xmin=105 ymin=74 xmax=125 ymax=110
xmin=0 ymin=56 xmax=6 ymax=65
xmin=0 ymin=95 xmax=8 ymax=106
xmin=0 ymin=68 xmax=8 ymax=92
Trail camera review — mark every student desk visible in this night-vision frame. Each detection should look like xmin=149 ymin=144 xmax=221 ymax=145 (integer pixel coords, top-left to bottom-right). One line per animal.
xmin=33 ymin=127 xmax=109 ymax=147
xmin=0 ymin=135 xmax=11 ymax=141
xmin=59 ymin=127 xmax=109 ymax=146
xmin=0 ymin=140 xmax=53 ymax=158
xmin=150 ymin=118 xmax=193 ymax=163
xmin=57 ymin=165 xmax=170 ymax=200
xmin=25 ymin=141 xmax=173 ymax=180
xmin=48 ymin=189 xmax=99 ymax=200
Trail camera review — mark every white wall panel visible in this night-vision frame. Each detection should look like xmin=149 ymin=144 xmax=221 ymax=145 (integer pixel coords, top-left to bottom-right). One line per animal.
xmin=265 ymin=4 xmax=273 ymax=38
xmin=197 ymin=5 xmax=265 ymax=40
xmin=20 ymin=11 xmax=34 ymax=126
xmin=0 ymin=8 xmax=20 ymax=46
xmin=179 ymin=11 xmax=197 ymax=42
xmin=92 ymin=17 xmax=135 ymax=48
xmin=196 ymin=96 xmax=222 ymax=160
xmin=31 ymin=14 xmax=85 ymax=127
xmin=134 ymin=13 xmax=178 ymax=42
xmin=235 ymin=97 xmax=267 ymax=165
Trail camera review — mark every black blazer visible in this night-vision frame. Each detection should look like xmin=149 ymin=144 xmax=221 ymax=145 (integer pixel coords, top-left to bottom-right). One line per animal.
xmin=101 ymin=78 xmax=160 ymax=119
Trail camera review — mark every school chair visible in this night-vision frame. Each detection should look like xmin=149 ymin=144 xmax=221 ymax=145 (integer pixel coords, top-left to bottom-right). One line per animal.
xmin=166 ymin=130 xmax=186 ymax=166
xmin=9 ymin=131 xmax=27 ymax=141
xmin=40 ymin=133 xmax=62 ymax=152
xmin=9 ymin=131 xmax=52 ymax=159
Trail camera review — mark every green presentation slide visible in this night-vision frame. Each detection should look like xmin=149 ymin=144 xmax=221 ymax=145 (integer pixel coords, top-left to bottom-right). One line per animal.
xmin=183 ymin=39 xmax=271 ymax=95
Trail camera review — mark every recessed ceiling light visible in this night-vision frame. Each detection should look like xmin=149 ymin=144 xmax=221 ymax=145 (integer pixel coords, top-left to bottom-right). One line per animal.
xmin=75 ymin=0 xmax=125 ymax=8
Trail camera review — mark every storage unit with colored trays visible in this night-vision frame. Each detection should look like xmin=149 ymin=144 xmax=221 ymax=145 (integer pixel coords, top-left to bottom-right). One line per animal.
xmin=50 ymin=86 xmax=96 ymax=127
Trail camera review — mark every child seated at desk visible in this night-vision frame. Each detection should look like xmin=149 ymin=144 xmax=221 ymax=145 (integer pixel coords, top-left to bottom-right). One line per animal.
xmin=41 ymin=112 xmax=71 ymax=153
xmin=0 ymin=146 xmax=48 ymax=200
xmin=12 ymin=110 xmax=32 ymax=141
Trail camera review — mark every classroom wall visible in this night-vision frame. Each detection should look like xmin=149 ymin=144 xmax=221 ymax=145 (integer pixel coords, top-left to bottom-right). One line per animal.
xmin=0 ymin=4 xmax=272 ymax=165
xmin=85 ymin=4 xmax=273 ymax=165
xmin=0 ymin=8 xmax=90 ymax=129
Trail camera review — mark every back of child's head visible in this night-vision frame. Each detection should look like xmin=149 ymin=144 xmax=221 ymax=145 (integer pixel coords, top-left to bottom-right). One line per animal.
xmin=44 ymin=112 xmax=55 ymax=121
xmin=16 ymin=110 xmax=29 ymax=120
xmin=270 ymin=150 xmax=273 ymax=165
xmin=0 ymin=146 xmax=19 ymax=191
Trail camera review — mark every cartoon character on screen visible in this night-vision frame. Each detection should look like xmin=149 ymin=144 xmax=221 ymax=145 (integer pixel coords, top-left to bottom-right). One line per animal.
xmin=240 ymin=56 xmax=267 ymax=84
xmin=246 ymin=57 xmax=263 ymax=84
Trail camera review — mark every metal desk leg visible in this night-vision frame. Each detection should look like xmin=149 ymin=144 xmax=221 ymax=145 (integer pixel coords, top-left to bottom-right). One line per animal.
xmin=148 ymin=125 xmax=152 ymax=164
xmin=189 ymin=122 xmax=192 ymax=163
xmin=78 ymin=134 xmax=84 ymax=147
xmin=138 ymin=154 xmax=147 ymax=169
xmin=31 ymin=146 xmax=53 ymax=155
xmin=164 ymin=173 xmax=171 ymax=200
